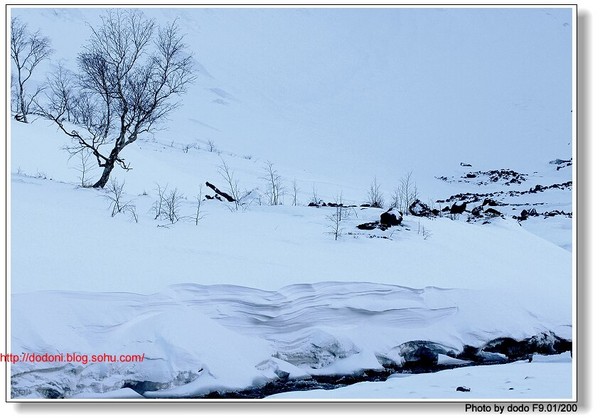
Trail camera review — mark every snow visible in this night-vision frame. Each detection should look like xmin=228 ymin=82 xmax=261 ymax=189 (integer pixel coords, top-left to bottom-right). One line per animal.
xmin=6 ymin=5 xmax=575 ymax=401
xmin=268 ymin=353 xmax=573 ymax=400
xmin=10 ymin=163 xmax=572 ymax=302
xmin=10 ymin=283 xmax=572 ymax=399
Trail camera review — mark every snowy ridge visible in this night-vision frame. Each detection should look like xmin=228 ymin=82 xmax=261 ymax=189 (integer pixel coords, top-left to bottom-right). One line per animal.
xmin=11 ymin=282 xmax=570 ymax=399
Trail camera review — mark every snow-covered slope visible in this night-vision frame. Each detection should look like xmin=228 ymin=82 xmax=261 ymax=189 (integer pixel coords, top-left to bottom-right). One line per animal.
xmin=10 ymin=7 xmax=573 ymax=192
xmin=8 ymin=6 xmax=574 ymax=400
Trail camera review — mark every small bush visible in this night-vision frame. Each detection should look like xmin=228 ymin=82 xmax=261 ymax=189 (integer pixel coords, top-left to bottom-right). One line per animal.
xmin=366 ymin=177 xmax=384 ymax=208
xmin=105 ymin=179 xmax=137 ymax=220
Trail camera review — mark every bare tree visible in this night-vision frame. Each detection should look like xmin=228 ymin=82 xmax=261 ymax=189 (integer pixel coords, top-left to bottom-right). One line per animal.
xmin=45 ymin=62 xmax=78 ymax=123
xmin=262 ymin=161 xmax=284 ymax=206
xmin=42 ymin=10 xmax=195 ymax=188
xmin=10 ymin=17 xmax=52 ymax=123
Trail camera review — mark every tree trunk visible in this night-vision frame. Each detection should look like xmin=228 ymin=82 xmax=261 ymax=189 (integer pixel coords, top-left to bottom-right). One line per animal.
xmin=92 ymin=161 xmax=115 ymax=188
xmin=92 ymin=147 xmax=122 ymax=188
xmin=18 ymin=84 xmax=28 ymax=123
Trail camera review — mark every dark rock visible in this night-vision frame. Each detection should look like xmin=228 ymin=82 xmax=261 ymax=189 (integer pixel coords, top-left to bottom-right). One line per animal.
xmin=517 ymin=209 xmax=528 ymax=221
xmin=483 ymin=333 xmax=572 ymax=361
xmin=461 ymin=169 xmax=527 ymax=185
xmin=482 ymin=198 xmax=501 ymax=206
xmin=380 ymin=209 xmax=402 ymax=227
xmin=409 ymin=199 xmax=434 ymax=217
xmin=528 ymin=332 xmax=572 ymax=355
xmin=37 ymin=387 xmax=64 ymax=399
xmin=450 ymin=202 xmax=467 ymax=214
xmin=489 ymin=169 xmax=527 ymax=184
xmin=456 ymin=386 xmax=471 ymax=392
xmin=400 ymin=346 xmax=438 ymax=370
xmin=457 ymin=345 xmax=483 ymax=362
xmin=543 ymin=210 xmax=572 ymax=218
xmin=471 ymin=205 xmax=483 ymax=218
xmin=516 ymin=208 xmax=538 ymax=221
xmin=483 ymin=338 xmax=530 ymax=361
xmin=396 ymin=341 xmax=455 ymax=371
xmin=529 ymin=184 xmax=544 ymax=193
xmin=556 ymin=161 xmax=572 ymax=171
xmin=436 ymin=192 xmax=487 ymax=204
xmin=460 ymin=162 xmax=472 ymax=167
xmin=357 ymin=222 xmax=379 ymax=231
xmin=122 ymin=380 xmax=170 ymax=395
xmin=484 ymin=208 xmax=502 ymax=217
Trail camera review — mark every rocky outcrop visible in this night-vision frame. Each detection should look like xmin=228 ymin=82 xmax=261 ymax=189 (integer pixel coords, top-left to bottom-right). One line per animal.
xmin=409 ymin=200 xmax=437 ymax=217
xmin=380 ymin=209 xmax=402 ymax=227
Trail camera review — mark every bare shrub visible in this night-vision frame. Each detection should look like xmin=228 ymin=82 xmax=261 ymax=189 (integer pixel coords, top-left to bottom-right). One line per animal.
xmin=163 ymin=188 xmax=184 ymax=224
xmin=292 ymin=179 xmax=300 ymax=206
xmin=105 ymin=179 xmax=136 ymax=219
xmin=366 ymin=177 xmax=384 ymax=208
xmin=194 ymin=186 xmax=203 ymax=226
xmin=392 ymin=171 xmax=419 ymax=215
xmin=206 ymin=139 xmax=217 ymax=153
xmin=311 ymin=184 xmax=320 ymax=206
xmin=262 ymin=161 xmax=284 ymax=206
xmin=417 ymin=221 xmax=432 ymax=240
xmin=152 ymin=183 xmax=166 ymax=220
xmin=326 ymin=193 xmax=347 ymax=241
xmin=218 ymin=158 xmax=242 ymax=211
xmin=152 ymin=183 xmax=184 ymax=224
xmin=69 ymin=148 xmax=96 ymax=187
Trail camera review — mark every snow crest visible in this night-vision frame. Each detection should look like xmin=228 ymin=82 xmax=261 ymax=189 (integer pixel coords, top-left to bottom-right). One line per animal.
xmin=11 ymin=282 xmax=570 ymax=399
